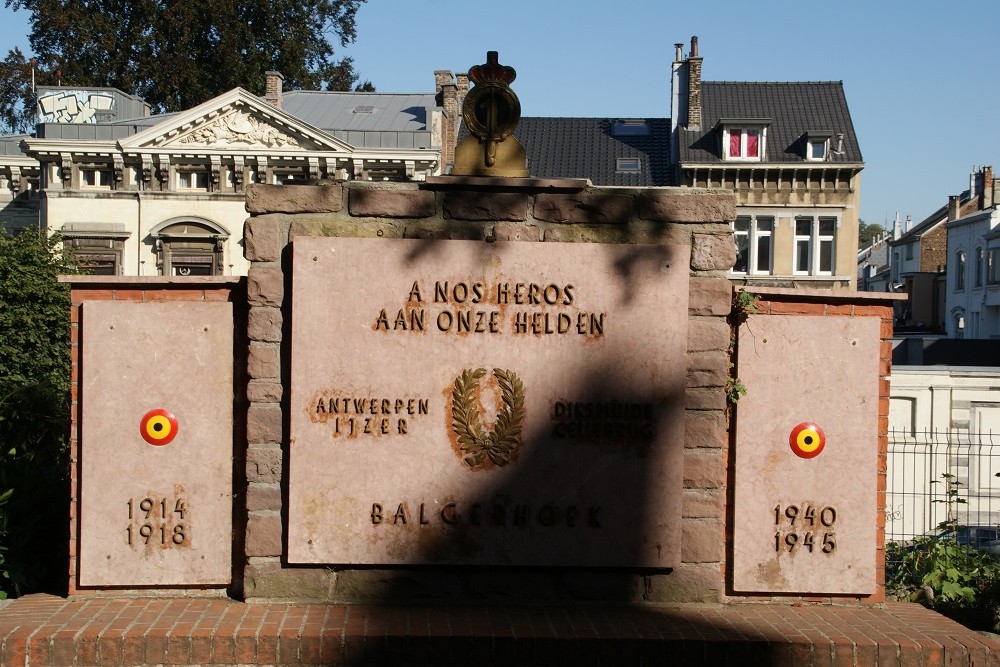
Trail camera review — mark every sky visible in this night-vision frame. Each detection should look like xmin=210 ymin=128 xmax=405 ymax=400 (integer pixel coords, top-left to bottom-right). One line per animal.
xmin=1 ymin=0 xmax=998 ymax=229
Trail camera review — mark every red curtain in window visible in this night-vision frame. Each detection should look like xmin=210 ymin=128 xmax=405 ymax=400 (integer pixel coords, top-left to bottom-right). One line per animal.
xmin=729 ymin=130 xmax=741 ymax=157
xmin=746 ymin=130 xmax=759 ymax=157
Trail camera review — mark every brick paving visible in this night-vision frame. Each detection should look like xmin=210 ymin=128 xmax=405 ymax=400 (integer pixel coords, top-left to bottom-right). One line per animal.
xmin=0 ymin=595 xmax=997 ymax=666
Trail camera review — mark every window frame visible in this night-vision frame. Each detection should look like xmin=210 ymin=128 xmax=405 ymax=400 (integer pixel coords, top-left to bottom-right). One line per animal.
xmin=722 ymin=126 xmax=766 ymax=162
xmin=615 ymin=157 xmax=642 ymax=173
xmin=176 ymin=170 xmax=209 ymax=190
xmin=80 ymin=168 xmax=113 ymax=189
xmin=956 ymin=250 xmax=967 ymax=291
xmin=731 ymin=214 xmax=774 ymax=276
xmin=988 ymin=248 xmax=1000 ymax=285
xmin=793 ymin=216 xmax=838 ymax=276
xmin=976 ymin=247 xmax=985 ymax=287
xmin=806 ymin=138 xmax=828 ymax=161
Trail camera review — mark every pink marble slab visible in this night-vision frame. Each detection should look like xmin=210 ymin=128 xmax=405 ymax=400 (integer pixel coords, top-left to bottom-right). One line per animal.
xmin=79 ymin=301 xmax=233 ymax=586
xmin=288 ymin=237 xmax=690 ymax=567
xmin=733 ymin=314 xmax=879 ymax=594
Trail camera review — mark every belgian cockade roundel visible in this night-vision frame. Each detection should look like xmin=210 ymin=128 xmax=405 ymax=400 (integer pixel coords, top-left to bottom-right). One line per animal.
xmin=789 ymin=422 xmax=825 ymax=459
xmin=140 ymin=408 xmax=178 ymax=446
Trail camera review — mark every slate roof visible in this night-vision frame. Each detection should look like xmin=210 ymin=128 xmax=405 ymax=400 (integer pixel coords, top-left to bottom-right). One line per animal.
xmin=679 ymin=81 xmax=862 ymax=165
xmin=282 ymin=91 xmax=439 ymax=149
xmin=463 ymin=117 xmax=671 ymax=186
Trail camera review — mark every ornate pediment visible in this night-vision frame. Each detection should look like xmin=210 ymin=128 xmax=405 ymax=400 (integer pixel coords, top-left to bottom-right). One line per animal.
xmin=171 ymin=109 xmax=311 ymax=150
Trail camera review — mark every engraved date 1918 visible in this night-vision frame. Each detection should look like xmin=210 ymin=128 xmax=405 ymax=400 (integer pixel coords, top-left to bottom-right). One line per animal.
xmin=773 ymin=503 xmax=836 ymax=555
xmin=125 ymin=496 xmax=189 ymax=548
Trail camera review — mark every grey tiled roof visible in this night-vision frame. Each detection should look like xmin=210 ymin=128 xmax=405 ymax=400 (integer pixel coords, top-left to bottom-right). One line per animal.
xmin=282 ymin=91 xmax=439 ymax=148
xmin=482 ymin=117 xmax=671 ymax=186
xmin=679 ymin=81 xmax=862 ymax=165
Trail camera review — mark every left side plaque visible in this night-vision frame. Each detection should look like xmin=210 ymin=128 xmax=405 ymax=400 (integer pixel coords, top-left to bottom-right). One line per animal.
xmin=79 ymin=301 xmax=232 ymax=587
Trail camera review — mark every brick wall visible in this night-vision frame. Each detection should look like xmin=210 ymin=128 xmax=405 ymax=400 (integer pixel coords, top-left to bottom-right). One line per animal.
xmin=64 ymin=277 xmax=246 ymax=596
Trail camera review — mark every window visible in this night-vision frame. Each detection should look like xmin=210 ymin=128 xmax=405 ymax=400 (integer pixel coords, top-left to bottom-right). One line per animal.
xmin=988 ymin=248 xmax=1000 ymax=284
xmin=807 ymin=139 xmax=827 ymax=161
xmin=794 ymin=217 xmax=836 ymax=275
xmin=80 ymin=169 xmax=112 ymax=188
xmin=731 ymin=215 xmax=773 ymax=275
xmin=615 ymin=158 xmax=641 ymax=172
xmin=151 ymin=220 xmax=228 ymax=276
xmin=60 ymin=223 xmax=129 ymax=275
xmin=905 ymin=243 xmax=913 ymax=261
xmin=726 ymin=128 xmax=762 ymax=160
xmin=976 ymin=248 xmax=985 ymax=287
xmin=177 ymin=171 xmax=208 ymax=190
xmin=611 ymin=119 xmax=650 ymax=136
xmin=956 ymin=251 xmax=967 ymax=290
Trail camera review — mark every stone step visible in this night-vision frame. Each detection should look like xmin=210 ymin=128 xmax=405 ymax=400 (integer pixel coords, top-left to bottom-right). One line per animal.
xmin=0 ymin=595 xmax=997 ymax=666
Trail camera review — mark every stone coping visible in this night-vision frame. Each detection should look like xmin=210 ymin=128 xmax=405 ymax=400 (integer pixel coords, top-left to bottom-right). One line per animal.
xmin=741 ymin=285 xmax=908 ymax=302
xmin=58 ymin=275 xmax=243 ymax=286
xmin=0 ymin=595 xmax=996 ymax=666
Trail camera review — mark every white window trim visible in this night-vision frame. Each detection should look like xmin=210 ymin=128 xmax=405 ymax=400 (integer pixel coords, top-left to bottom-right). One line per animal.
xmin=723 ymin=126 xmax=766 ymax=162
xmin=793 ymin=216 xmax=838 ymax=276
xmin=176 ymin=170 xmax=208 ymax=190
xmin=730 ymin=215 xmax=774 ymax=276
xmin=80 ymin=168 xmax=112 ymax=189
xmin=805 ymin=138 xmax=828 ymax=162
xmin=955 ymin=250 xmax=967 ymax=291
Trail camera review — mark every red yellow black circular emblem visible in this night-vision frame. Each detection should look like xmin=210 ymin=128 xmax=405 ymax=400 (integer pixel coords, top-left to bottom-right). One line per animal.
xmin=140 ymin=409 xmax=178 ymax=446
xmin=789 ymin=422 xmax=825 ymax=459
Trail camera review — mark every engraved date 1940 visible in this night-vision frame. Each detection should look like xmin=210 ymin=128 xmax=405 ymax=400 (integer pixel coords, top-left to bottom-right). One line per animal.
xmin=773 ymin=503 xmax=836 ymax=555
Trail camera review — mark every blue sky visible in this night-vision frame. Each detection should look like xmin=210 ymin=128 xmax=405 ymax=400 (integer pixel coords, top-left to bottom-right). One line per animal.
xmin=2 ymin=0 xmax=999 ymax=229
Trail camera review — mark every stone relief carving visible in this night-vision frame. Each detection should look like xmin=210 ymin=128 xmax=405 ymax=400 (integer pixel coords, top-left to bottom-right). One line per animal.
xmin=176 ymin=111 xmax=301 ymax=149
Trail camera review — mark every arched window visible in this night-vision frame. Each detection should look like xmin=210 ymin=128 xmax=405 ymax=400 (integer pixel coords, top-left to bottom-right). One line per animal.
xmin=149 ymin=219 xmax=229 ymax=276
xmin=975 ymin=247 xmax=984 ymax=287
xmin=956 ymin=251 xmax=966 ymax=290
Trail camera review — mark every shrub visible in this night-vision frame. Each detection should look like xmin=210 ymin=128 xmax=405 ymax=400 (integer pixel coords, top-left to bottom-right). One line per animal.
xmin=0 ymin=229 xmax=76 ymax=597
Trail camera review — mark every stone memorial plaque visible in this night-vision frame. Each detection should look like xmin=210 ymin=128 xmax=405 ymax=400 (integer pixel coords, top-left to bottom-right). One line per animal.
xmin=79 ymin=301 xmax=233 ymax=587
xmin=733 ymin=315 xmax=879 ymax=594
xmin=289 ymin=237 xmax=689 ymax=567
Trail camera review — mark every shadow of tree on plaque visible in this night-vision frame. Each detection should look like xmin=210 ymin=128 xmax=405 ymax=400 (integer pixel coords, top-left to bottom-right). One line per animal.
xmin=301 ymin=223 xmax=769 ymax=663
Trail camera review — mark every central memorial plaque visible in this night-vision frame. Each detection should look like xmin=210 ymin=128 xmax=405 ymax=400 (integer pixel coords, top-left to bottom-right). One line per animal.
xmin=289 ymin=237 xmax=689 ymax=567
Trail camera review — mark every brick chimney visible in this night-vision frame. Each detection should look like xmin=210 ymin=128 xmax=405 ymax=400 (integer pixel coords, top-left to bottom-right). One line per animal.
xmin=948 ymin=195 xmax=960 ymax=222
xmin=686 ymin=36 xmax=703 ymax=130
xmin=982 ymin=165 xmax=994 ymax=209
xmin=435 ymin=70 xmax=459 ymax=168
xmin=265 ymin=71 xmax=284 ymax=109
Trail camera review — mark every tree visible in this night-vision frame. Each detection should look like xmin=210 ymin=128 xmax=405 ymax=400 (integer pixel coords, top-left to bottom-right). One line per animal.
xmin=0 ymin=229 xmax=77 ymax=597
xmin=1 ymin=0 xmax=368 ymax=127
xmin=858 ymin=220 xmax=887 ymax=249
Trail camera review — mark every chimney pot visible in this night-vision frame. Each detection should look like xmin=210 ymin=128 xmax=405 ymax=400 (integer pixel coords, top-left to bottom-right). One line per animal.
xmin=690 ymin=35 xmax=698 ymax=57
xmin=674 ymin=43 xmax=684 ymax=62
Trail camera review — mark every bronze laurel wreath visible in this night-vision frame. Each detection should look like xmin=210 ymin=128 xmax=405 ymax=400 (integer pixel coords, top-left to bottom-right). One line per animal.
xmin=451 ymin=367 xmax=524 ymax=468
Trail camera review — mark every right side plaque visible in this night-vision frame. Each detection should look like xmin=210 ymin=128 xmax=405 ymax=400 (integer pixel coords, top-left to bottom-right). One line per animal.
xmin=733 ymin=314 xmax=879 ymax=594
xmin=288 ymin=237 xmax=690 ymax=568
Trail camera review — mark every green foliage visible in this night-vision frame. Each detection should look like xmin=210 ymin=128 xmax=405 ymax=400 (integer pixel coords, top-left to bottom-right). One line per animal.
xmin=726 ymin=291 xmax=757 ymax=406
xmin=0 ymin=229 xmax=77 ymax=597
xmin=1 ymin=0 xmax=368 ymax=128
xmin=858 ymin=220 xmax=887 ymax=249
xmin=725 ymin=366 xmax=746 ymax=405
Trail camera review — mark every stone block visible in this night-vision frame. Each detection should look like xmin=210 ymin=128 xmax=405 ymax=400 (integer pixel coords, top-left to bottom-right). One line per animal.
xmin=687 ymin=317 xmax=731 ymax=353
xmin=243 ymin=559 xmax=333 ymax=601
xmin=533 ymin=193 xmax=631 ymax=224
xmin=245 ymin=482 xmax=282 ymax=512
xmin=247 ymin=344 xmax=278 ymax=380
xmin=685 ymin=410 xmax=727 ymax=449
xmin=349 ymin=187 xmax=436 ymax=218
xmin=247 ymin=406 xmax=283 ymax=445
xmin=246 ymin=183 xmax=343 ymax=214
xmin=689 ymin=277 xmax=732 ymax=316
xmin=247 ymin=267 xmax=285 ymax=307
xmin=244 ymin=217 xmax=281 ymax=263
xmin=443 ymin=191 xmax=527 ymax=221
xmin=691 ymin=233 xmax=738 ymax=271
xmin=333 ymin=569 xmax=463 ymax=602
xmin=645 ymin=565 xmax=722 ymax=603
xmin=543 ymin=225 xmax=630 ymax=244
xmin=247 ymin=381 xmax=283 ymax=404
xmin=681 ymin=519 xmax=723 ymax=563
xmin=638 ymin=190 xmax=736 ymax=223
xmin=245 ymin=512 xmax=283 ymax=557
xmin=682 ymin=489 xmax=724 ymax=519
xmin=290 ymin=217 xmax=404 ymax=239
xmin=248 ymin=307 xmax=282 ymax=343
xmin=686 ymin=352 xmax=729 ymax=388
xmin=686 ymin=387 xmax=727 ymax=411
xmin=402 ymin=221 xmax=486 ymax=240
xmin=492 ymin=222 xmax=541 ymax=242
xmin=683 ymin=448 xmax=726 ymax=489
xmin=246 ymin=445 xmax=282 ymax=482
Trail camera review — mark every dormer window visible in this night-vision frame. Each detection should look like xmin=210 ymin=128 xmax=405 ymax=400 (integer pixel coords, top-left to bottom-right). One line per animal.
xmin=805 ymin=131 xmax=833 ymax=162
xmin=719 ymin=120 xmax=768 ymax=161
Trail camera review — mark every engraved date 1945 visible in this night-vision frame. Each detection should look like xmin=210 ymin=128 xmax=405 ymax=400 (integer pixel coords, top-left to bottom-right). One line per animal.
xmin=773 ymin=503 xmax=836 ymax=555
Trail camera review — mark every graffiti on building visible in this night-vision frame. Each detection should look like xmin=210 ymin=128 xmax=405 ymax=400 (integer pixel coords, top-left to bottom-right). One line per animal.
xmin=37 ymin=90 xmax=115 ymax=124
